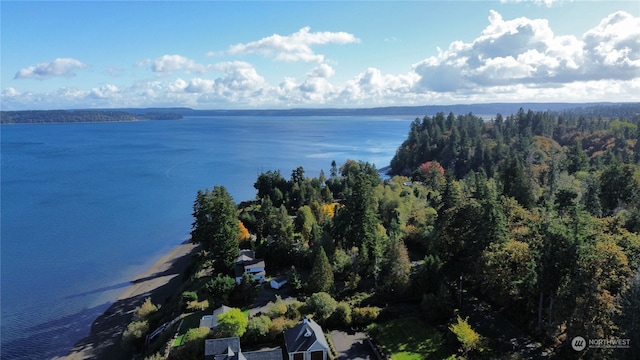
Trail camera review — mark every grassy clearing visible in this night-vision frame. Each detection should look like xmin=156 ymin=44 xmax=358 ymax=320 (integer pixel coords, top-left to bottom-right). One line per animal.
xmin=367 ymin=317 xmax=454 ymax=360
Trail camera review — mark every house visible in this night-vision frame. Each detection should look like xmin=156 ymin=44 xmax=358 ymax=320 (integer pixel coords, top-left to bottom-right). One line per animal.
xmin=200 ymin=305 xmax=232 ymax=330
xmin=283 ymin=318 xmax=330 ymax=360
xmin=204 ymin=337 xmax=282 ymax=360
xmin=235 ymin=249 xmax=266 ymax=284
xmin=269 ymin=276 xmax=288 ymax=290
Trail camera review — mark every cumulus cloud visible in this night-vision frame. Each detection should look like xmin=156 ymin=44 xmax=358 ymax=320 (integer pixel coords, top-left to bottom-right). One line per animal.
xmin=139 ymin=54 xmax=212 ymax=75
xmin=412 ymin=10 xmax=640 ymax=93
xmin=14 ymin=58 xmax=86 ymax=80
xmin=224 ymin=26 xmax=360 ymax=62
xmin=307 ymin=63 xmax=335 ymax=78
xmin=88 ymin=84 xmax=119 ymax=99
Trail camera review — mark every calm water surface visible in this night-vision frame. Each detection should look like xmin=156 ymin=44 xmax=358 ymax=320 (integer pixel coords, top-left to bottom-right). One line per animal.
xmin=0 ymin=116 xmax=411 ymax=359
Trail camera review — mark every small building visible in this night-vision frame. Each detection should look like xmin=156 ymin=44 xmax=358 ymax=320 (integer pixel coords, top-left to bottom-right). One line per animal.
xmin=283 ymin=318 xmax=330 ymax=360
xmin=200 ymin=305 xmax=232 ymax=330
xmin=270 ymin=276 xmax=288 ymax=290
xmin=235 ymin=249 xmax=266 ymax=284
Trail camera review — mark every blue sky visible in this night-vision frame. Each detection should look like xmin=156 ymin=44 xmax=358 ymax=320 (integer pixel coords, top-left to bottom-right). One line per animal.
xmin=1 ymin=1 xmax=638 ymax=110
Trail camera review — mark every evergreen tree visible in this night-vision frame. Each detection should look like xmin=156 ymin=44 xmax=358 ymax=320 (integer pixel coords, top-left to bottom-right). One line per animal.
xmin=307 ymin=247 xmax=334 ymax=294
xmin=566 ymin=139 xmax=590 ymax=174
xmin=191 ymin=186 xmax=239 ymax=273
xmin=379 ymin=237 xmax=411 ymax=295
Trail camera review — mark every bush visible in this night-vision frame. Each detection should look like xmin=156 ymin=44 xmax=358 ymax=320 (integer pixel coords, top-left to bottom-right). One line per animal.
xmin=244 ymin=315 xmax=271 ymax=342
xmin=306 ymin=292 xmax=338 ymax=321
xmin=184 ymin=326 xmax=211 ymax=343
xmin=144 ymin=352 xmax=165 ymax=360
xmin=182 ymin=291 xmax=198 ymax=303
xmin=122 ymin=320 xmax=149 ymax=347
xmin=265 ymin=295 xmax=289 ymax=319
xmin=187 ymin=299 xmax=209 ymax=312
xmin=268 ymin=317 xmax=297 ymax=339
xmin=449 ymin=315 xmax=482 ymax=355
xmin=329 ymin=302 xmax=352 ymax=327
xmin=135 ymin=297 xmax=158 ymax=320
xmin=352 ymin=306 xmax=379 ymax=326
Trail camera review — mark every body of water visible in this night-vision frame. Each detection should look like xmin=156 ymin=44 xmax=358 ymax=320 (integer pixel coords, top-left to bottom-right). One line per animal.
xmin=0 ymin=115 xmax=412 ymax=359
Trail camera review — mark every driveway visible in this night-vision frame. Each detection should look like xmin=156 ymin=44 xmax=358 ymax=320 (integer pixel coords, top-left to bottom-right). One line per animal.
xmin=330 ymin=330 xmax=378 ymax=360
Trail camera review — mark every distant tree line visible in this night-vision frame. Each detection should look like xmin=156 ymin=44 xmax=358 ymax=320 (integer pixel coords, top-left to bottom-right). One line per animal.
xmin=0 ymin=110 xmax=182 ymax=124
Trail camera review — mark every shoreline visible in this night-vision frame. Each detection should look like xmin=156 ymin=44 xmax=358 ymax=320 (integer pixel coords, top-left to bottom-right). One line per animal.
xmin=61 ymin=240 xmax=199 ymax=360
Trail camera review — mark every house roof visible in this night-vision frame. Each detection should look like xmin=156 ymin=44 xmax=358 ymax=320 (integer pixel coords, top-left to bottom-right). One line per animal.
xmin=243 ymin=349 xmax=283 ymax=360
xmin=205 ymin=337 xmax=247 ymax=360
xmin=235 ymin=260 xmax=266 ymax=279
xmin=236 ymin=249 xmax=256 ymax=263
xmin=283 ymin=318 xmax=329 ymax=353
xmin=205 ymin=338 xmax=283 ymax=360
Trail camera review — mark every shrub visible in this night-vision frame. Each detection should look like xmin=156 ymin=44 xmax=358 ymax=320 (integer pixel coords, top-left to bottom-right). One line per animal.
xmin=269 ymin=317 xmax=297 ymax=339
xmin=187 ymin=299 xmax=209 ymax=312
xmin=244 ymin=315 xmax=271 ymax=342
xmin=122 ymin=320 xmax=149 ymax=347
xmin=135 ymin=297 xmax=158 ymax=320
xmin=352 ymin=306 xmax=379 ymax=326
xmin=329 ymin=302 xmax=352 ymax=327
xmin=265 ymin=295 xmax=288 ymax=319
xmin=182 ymin=291 xmax=198 ymax=303
xmin=144 ymin=352 xmax=165 ymax=360
xmin=184 ymin=326 xmax=211 ymax=343
xmin=449 ymin=315 xmax=482 ymax=355
xmin=306 ymin=292 xmax=337 ymax=321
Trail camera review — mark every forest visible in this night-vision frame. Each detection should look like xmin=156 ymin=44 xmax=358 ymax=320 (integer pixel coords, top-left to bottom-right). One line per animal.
xmin=136 ymin=103 xmax=640 ymax=360
xmin=0 ymin=109 xmax=183 ymax=123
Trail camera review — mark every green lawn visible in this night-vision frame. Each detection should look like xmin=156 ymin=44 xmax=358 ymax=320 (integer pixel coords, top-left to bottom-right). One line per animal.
xmin=367 ymin=317 xmax=455 ymax=360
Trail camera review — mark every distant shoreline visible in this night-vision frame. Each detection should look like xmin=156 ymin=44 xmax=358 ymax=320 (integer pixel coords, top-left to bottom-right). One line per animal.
xmin=61 ymin=241 xmax=199 ymax=360
xmin=3 ymin=102 xmax=637 ymax=124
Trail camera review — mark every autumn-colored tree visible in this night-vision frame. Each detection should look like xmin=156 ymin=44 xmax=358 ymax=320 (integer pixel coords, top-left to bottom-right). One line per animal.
xmin=238 ymin=220 xmax=250 ymax=244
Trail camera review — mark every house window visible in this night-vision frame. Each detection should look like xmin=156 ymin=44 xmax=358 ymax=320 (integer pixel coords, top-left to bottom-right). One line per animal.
xmin=293 ymin=353 xmax=304 ymax=360
xmin=311 ymin=351 xmax=324 ymax=360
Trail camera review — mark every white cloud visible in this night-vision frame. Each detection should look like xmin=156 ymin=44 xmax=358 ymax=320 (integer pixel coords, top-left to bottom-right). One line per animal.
xmin=412 ymin=10 xmax=640 ymax=93
xmin=225 ymin=26 xmax=360 ymax=63
xmin=307 ymin=63 xmax=335 ymax=78
xmin=88 ymin=84 xmax=119 ymax=99
xmin=140 ymin=54 xmax=212 ymax=75
xmin=3 ymin=11 xmax=638 ymax=110
xmin=14 ymin=58 xmax=86 ymax=80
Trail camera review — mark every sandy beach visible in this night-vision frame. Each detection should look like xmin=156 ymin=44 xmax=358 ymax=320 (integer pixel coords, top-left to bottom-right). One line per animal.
xmin=62 ymin=241 xmax=199 ymax=360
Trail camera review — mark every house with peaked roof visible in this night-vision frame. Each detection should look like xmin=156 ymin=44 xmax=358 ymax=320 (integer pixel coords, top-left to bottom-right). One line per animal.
xmin=234 ymin=249 xmax=266 ymax=284
xmin=204 ymin=337 xmax=282 ymax=360
xmin=283 ymin=318 xmax=330 ymax=360
xmin=200 ymin=305 xmax=232 ymax=330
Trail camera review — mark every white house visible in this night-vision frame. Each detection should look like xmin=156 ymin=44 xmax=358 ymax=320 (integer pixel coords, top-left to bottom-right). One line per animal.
xmin=234 ymin=249 xmax=266 ymax=284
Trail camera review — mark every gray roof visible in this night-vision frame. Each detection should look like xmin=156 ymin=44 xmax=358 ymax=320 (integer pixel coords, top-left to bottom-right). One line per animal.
xmin=205 ymin=337 xmax=247 ymax=360
xmin=205 ymin=337 xmax=282 ymax=360
xmin=243 ymin=349 xmax=283 ymax=360
xmin=283 ymin=318 xmax=329 ymax=353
